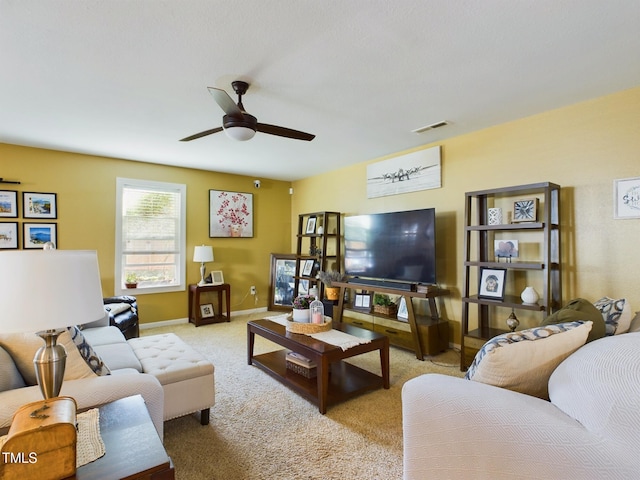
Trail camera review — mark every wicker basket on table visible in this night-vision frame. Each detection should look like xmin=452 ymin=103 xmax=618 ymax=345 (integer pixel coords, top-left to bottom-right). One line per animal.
xmin=285 ymin=315 xmax=332 ymax=334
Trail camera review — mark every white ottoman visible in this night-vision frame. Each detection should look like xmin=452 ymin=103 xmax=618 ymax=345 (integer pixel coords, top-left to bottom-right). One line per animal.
xmin=128 ymin=333 xmax=215 ymax=425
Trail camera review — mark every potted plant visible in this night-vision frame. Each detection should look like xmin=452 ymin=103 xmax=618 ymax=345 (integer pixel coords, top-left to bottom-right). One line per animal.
xmin=317 ymin=270 xmax=348 ymax=300
xmin=292 ymin=294 xmax=314 ymax=322
xmin=125 ymin=273 xmax=138 ymax=289
xmin=373 ymin=293 xmax=397 ymax=316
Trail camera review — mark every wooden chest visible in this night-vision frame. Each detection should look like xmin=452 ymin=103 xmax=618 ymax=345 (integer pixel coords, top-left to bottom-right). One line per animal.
xmin=0 ymin=396 xmax=77 ymax=480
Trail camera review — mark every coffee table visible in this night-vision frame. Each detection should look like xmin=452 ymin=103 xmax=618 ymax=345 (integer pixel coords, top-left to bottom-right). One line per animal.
xmin=247 ymin=319 xmax=390 ymax=414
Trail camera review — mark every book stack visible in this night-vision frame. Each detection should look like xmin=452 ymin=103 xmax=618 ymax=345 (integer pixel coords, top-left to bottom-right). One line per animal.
xmin=286 ymin=352 xmax=317 ymax=379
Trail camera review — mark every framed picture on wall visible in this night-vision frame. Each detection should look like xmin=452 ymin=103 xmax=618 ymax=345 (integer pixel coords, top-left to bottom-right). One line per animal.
xmin=23 ymin=192 xmax=57 ymax=219
xmin=23 ymin=223 xmax=57 ymax=249
xmin=0 ymin=191 xmax=18 ymax=218
xmin=209 ymin=190 xmax=254 ymax=237
xmin=0 ymin=222 xmax=18 ymax=249
xmin=614 ymin=176 xmax=640 ymax=219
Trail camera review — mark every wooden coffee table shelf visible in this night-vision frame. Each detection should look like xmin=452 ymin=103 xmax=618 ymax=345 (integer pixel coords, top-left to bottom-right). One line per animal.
xmin=248 ymin=319 xmax=389 ymax=414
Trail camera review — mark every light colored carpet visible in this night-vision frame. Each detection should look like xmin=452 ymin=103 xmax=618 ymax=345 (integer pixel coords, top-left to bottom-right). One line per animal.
xmin=144 ymin=312 xmax=463 ymax=480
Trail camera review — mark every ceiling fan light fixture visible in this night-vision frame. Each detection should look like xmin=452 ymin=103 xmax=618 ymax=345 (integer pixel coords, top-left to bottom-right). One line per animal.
xmin=223 ymin=126 xmax=256 ymax=141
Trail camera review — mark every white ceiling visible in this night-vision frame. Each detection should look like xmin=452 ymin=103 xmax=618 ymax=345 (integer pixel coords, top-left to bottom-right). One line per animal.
xmin=1 ymin=1 xmax=639 ymax=182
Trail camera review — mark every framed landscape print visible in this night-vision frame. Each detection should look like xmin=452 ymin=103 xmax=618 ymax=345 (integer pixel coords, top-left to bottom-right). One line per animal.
xmin=0 ymin=191 xmax=18 ymax=217
xmin=0 ymin=222 xmax=18 ymax=249
xmin=23 ymin=223 xmax=57 ymax=249
xmin=23 ymin=192 xmax=57 ymax=219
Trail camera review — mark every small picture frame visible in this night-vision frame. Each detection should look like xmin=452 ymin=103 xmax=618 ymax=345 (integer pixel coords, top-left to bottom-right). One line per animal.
xmin=354 ymin=293 xmax=371 ymax=310
xmin=0 ymin=222 xmax=19 ymax=249
xmin=397 ymin=297 xmax=408 ymax=320
xmin=23 ymin=192 xmax=57 ymax=219
xmin=478 ymin=267 xmax=507 ymax=300
xmin=512 ymin=198 xmax=538 ymax=222
xmin=302 ymin=259 xmax=315 ymax=276
xmin=494 ymin=239 xmax=519 ymax=259
xmin=305 ymin=216 xmax=317 ymax=234
xmin=0 ymin=190 xmax=18 ymax=218
xmin=23 ymin=222 xmax=57 ymax=249
xmin=614 ymin=176 xmax=640 ymax=219
xmin=200 ymin=304 xmax=215 ymax=318
xmin=210 ymin=270 xmax=224 ymax=285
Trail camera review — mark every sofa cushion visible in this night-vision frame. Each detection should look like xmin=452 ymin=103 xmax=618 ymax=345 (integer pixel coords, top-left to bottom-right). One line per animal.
xmin=465 ymin=321 xmax=592 ymax=399
xmin=593 ymin=297 xmax=632 ymax=335
xmin=66 ymin=326 xmax=111 ymax=376
xmin=0 ymin=345 xmax=26 ymax=391
xmin=81 ymin=325 xmax=128 ymax=347
xmin=629 ymin=311 xmax=640 ymax=333
xmin=540 ymin=297 xmax=605 ymax=343
xmin=93 ymin=343 xmax=142 ymax=372
xmin=549 ymin=332 xmax=640 ymax=458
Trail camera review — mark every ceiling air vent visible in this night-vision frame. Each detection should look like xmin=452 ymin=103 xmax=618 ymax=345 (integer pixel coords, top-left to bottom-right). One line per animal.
xmin=411 ymin=121 xmax=449 ymax=134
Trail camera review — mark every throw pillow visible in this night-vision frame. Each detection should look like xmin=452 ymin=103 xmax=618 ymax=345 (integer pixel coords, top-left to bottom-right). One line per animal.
xmin=628 ymin=311 xmax=640 ymax=333
xmin=0 ymin=345 xmax=27 ymax=392
xmin=593 ymin=297 xmax=632 ymax=335
xmin=465 ymin=321 xmax=592 ymax=399
xmin=540 ymin=297 xmax=605 ymax=343
xmin=66 ymin=326 xmax=111 ymax=376
xmin=0 ymin=333 xmax=43 ymax=386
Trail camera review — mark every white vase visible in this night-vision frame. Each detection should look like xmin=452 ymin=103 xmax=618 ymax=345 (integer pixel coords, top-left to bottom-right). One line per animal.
xmin=292 ymin=308 xmax=310 ymax=323
xmin=521 ymin=286 xmax=539 ymax=304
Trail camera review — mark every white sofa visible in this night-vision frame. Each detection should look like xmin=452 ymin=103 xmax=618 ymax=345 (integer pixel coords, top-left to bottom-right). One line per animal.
xmin=402 ymin=331 xmax=640 ymax=479
xmin=0 ymin=320 xmax=214 ymax=439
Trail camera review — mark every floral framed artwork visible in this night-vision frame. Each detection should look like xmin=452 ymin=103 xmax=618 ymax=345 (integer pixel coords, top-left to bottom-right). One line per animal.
xmin=0 ymin=222 xmax=19 ymax=249
xmin=23 ymin=223 xmax=57 ymax=249
xmin=23 ymin=192 xmax=57 ymax=219
xmin=478 ymin=267 xmax=507 ymax=300
xmin=614 ymin=176 xmax=640 ymax=219
xmin=209 ymin=190 xmax=254 ymax=237
xmin=0 ymin=190 xmax=18 ymax=218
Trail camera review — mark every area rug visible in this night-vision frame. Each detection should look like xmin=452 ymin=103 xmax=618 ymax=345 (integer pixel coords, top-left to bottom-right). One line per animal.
xmin=144 ymin=312 xmax=463 ymax=480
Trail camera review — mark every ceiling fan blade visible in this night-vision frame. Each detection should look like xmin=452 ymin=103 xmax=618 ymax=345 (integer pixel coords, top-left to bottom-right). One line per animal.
xmin=256 ymin=123 xmax=315 ymax=141
xmin=208 ymin=87 xmax=243 ymax=117
xmin=179 ymin=127 xmax=223 ymax=142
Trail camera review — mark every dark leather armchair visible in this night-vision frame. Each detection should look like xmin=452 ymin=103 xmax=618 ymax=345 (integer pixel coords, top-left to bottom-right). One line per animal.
xmin=103 ymin=295 xmax=139 ymax=339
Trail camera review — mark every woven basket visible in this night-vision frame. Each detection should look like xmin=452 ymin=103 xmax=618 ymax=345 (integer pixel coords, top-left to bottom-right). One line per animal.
xmin=373 ymin=304 xmax=398 ymax=316
xmin=285 ymin=315 xmax=332 ymax=334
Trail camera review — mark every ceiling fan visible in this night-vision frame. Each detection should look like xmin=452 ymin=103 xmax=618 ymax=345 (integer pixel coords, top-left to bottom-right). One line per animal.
xmin=180 ymin=81 xmax=315 ymax=142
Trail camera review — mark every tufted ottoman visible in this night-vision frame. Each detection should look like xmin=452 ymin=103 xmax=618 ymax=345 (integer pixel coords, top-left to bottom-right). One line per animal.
xmin=127 ymin=333 xmax=215 ymax=425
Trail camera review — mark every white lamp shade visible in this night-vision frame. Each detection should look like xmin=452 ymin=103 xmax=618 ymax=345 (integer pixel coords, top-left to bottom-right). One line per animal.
xmin=223 ymin=126 xmax=256 ymax=141
xmin=0 ymin=250 xmax=105 ymax=333
xmin=193 ymin=245 xmax=214 ymax=263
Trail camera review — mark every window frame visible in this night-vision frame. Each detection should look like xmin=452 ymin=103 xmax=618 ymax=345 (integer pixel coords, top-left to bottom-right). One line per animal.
xmin=115 ymin=177 xmax=187 ymax=295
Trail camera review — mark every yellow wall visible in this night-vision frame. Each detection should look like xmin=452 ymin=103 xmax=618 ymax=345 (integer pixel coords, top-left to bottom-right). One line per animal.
xmin=0 ymin=146 xmax=292 ymax=324
xmin=292 ymin=86 xmax=640 ymax=341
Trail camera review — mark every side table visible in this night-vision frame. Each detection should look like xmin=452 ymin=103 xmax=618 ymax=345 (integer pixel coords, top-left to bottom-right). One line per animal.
xmin=189 ymin=283 xmax=231 ymax=326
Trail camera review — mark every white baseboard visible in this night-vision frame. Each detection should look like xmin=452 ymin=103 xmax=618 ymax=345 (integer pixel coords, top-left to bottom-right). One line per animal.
xmin=139 ymin=306 xmax=269 ymax=331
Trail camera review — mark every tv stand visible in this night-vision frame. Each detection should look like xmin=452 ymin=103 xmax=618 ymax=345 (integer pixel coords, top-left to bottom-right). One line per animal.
xmin=333 ymin=281 xmax=450 ymax=360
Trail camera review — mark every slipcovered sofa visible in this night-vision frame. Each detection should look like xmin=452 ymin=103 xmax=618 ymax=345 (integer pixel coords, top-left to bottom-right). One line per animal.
xmin=403 ymin=301 xmax=640 ymax=479
xmin=0 ymin=314 xmax=215 ymax=439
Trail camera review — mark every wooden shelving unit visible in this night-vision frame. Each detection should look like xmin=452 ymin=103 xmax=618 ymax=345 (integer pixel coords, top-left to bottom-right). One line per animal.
xmin=460 ymin=182 xmax=562 ymax=370
xmin=294 ymin=211 xmax=342 ymax=299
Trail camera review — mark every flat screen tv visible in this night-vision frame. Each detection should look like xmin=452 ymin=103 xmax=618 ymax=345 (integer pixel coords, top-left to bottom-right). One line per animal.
xmin=344 ymin=208 xmax=436 ymax=285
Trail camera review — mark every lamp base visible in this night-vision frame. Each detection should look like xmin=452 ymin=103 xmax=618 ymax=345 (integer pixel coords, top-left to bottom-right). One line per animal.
xmin=33 ymin=329 xmax=67 ymax=399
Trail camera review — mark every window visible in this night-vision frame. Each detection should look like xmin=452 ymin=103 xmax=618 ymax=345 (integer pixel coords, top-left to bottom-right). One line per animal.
xmin=115 ymin=178 xmax=186 ymax=295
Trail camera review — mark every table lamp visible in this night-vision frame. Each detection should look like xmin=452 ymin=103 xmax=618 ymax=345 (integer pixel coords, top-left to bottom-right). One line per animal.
xmin=0 ymin=250 xmax=105 ymax=399
xmin=193 ymin=245 xmax=214 ymax=286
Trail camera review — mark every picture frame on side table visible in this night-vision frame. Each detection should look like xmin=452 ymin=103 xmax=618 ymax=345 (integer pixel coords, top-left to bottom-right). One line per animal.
xmin=614 ymin=176 xmax=640 ymax=219
xmin=478 ymin=267 xmax=507 ymax=300
xmin=23 ymin=192 xmax=57 ymax=219
xmin=0 ymin=222 xmax=18 ymax=249
xmin=0 ymin=191 xmax=18 ymax=217
xmin=200 ymin=304 xmax=215 ymax=318
xmin=512 ymin=198 xmax=538 ymax=222
xmin=23 ymin=223 xmax=57 ymax=249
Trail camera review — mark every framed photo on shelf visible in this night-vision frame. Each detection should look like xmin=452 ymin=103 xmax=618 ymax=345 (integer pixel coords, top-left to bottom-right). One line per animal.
xmin=613 ymin=176 xmax=640 ymax=219
xmin=478 ymin=267 xmax=507 ymax=300
xmin=305 ymin=216 xmax=317 ymax=234
xmin=512 ymin=198 xmax=538 ymax=222
xmin=23 ymin=223 xmax=57 ymax=249
xmin=23 ymin=192 xmax=57 ymax=219
xmin=354 ymin=293 xmax=371 ymax=310
xmin=0 ymin=190 xmax=18 ymax=217
xmin=200 ymin=304 xmax=215 ymax=318
xmin=302 ymin=259 xmax=315 ymax=276
xmin=494 ymin=239 xmax=519 ymax=259
xmin=0 ymin=222 xmax=18 ymax=249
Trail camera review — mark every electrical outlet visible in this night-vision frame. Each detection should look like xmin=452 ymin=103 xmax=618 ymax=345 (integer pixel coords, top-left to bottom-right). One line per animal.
xmin=250 ymin=286 xmax=256 ymax=295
